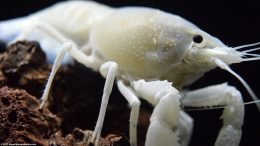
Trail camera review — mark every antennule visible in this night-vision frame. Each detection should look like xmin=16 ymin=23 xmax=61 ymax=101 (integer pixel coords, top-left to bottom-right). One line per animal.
xmin=242 ymin=47 xmax=260 ymax=53
xmin=214 ymin=58 xmax=260 ymax=111
xmin=242 ymin=57 xmax=260 ymax=62
xmin=234 ymin=41 xmax=260 ymax=50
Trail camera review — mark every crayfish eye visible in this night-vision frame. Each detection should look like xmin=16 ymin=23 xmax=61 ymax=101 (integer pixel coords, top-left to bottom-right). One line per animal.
xmin=193 ymin=34 xmax=203 ymax=44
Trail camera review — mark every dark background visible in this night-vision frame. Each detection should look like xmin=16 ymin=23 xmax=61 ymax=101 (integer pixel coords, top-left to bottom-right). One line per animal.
xmin=0 ymin=0 xmax=259 ymax=146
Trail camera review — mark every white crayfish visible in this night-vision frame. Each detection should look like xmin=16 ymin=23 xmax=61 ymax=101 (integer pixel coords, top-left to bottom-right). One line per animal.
xmin=0 ymin=1 xmax=260 ymax=146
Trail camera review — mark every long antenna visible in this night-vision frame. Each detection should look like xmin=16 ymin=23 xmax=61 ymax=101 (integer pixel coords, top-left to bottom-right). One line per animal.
xmin=214 ymin=58 xmax=260 ymax=111
xmin=184 ymin=99 xmax=260 ymax=111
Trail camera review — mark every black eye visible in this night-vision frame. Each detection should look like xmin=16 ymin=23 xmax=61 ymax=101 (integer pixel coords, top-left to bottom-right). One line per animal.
xmin=193 ymin=34 xmax=203 ymax=43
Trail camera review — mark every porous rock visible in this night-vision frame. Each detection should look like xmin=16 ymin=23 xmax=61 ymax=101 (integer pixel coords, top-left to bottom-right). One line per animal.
xmin=0 ymin=86 xmax=60 ymax=144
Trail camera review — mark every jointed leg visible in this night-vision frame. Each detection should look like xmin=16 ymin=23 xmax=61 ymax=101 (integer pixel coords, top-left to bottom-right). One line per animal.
xmin=40 ymin=42 xmax=69 ymax=108
xmin=91 ymin=61 xmax=118 ymax=146
xmin=40 ymin=43 xmax=115 ymax=145
xmin=41 ymin=41 xmax=113 ymax=146
xmin=131 ymin=80 xmax=181 ymax=146
xmin=117 ymin=80 xmax=141 ymax=146
xmin=181 ymin=83 xmax=244 ymax=146
xmin=40 ymin=40 xmax=103 ymax=107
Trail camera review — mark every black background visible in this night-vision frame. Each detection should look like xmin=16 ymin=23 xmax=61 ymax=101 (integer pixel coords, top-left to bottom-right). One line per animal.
xmin=0 ymin=0 xmax=259 ymax=146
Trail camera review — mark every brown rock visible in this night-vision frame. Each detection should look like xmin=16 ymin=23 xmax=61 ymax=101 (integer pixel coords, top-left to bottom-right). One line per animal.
xmin=0 ymin=41 xmax=50 ymax=97
xmin=0 ymin=41 xmax=46 ymax=74
xmin=0 ymin=86 xmax=60 ymax=144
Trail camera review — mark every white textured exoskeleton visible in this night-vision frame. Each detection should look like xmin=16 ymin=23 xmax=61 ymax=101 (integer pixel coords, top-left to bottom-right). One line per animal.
xmin=0 ymin=1 xmax=260 ymax=146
